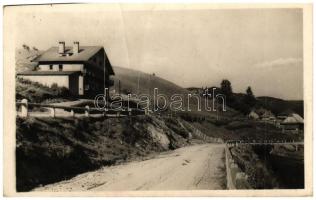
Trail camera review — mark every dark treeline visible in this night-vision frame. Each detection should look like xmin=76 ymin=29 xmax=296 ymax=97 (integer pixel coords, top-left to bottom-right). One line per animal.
xmin=189 ymin=79 xmax=303 ymax=116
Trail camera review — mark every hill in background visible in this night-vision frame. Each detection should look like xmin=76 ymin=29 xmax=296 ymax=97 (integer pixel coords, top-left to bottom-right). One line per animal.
xmin=112 ymin=66 xmax=189 ymax=97
xmin=16 ymin=48 xmax=42 ymax=73
xmin=112 ymin=66 xmax=238 ymax=118
xmin=256 ymin=96 xmax=303 ymax=117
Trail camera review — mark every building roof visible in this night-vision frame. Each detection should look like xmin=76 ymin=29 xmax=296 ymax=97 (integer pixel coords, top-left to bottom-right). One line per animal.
xmin=32 ymin=46 xmax=103 ymax=62
xmin=282 ymin=113 xmax=304 ymax=124
xmin=292 ymin=113 xmax=304 ymax=123
xmin=17 ymin=71 xmax=81 ymax=76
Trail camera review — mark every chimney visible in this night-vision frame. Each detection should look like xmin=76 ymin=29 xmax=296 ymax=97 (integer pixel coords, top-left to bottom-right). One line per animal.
xmin=73 ymin=41 xmax=79 ymax=54
xmin=58 ymin=41 xmax=65 ymax=54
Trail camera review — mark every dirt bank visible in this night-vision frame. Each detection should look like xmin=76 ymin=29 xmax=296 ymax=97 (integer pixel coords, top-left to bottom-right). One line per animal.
xmin=16 ymin=115 xmax=197 ymax=191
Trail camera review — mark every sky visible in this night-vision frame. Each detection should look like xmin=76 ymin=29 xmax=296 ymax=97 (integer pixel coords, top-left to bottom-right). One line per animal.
xmin=11 ymin=4 xmax=303 ymax=100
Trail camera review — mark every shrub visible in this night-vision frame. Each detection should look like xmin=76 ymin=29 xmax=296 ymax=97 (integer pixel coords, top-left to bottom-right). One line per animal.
xmin=226 ymin=121 xmax=252 ymax=130
xmin=210 ymin=118 xmax=231 ymax=126
xmin=16 ymin=78 xmax=72 ymax=102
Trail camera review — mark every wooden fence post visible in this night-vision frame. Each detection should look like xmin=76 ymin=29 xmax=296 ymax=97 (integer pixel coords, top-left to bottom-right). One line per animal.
xmin=49 ymin=108 xmax=55 ymax=118
xmin=21 ymin=99 xmax=28 ymax=117
xmin=85 ymin=106 xmax=90 ymax=117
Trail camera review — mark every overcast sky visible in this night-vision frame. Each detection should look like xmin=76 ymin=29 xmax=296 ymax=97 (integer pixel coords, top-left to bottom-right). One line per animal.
xmin=12 ymin=4 xmax=303 ymax=100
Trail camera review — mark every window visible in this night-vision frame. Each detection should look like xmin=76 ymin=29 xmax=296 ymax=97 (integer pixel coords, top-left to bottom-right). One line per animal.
xmin=59 ymin=64 xmax=63 ymax=71
xmin=49 ymin=65 xmax=53 ymax=70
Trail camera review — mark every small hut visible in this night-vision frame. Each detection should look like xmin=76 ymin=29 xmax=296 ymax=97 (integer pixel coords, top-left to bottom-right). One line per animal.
xmin=248 ymin=110 xmax=259 ymax=120
xmin=280 ymin=113 xmax=304 ymax=133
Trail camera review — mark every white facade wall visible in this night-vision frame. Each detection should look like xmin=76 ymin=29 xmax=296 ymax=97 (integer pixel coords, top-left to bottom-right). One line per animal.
xmin=38 ymin=64 xmax=84 ymax=72
xmin=79 ymin=75 xmax=84 ymax=95
xmin=19 ymin=75 xmax=69 ymax=88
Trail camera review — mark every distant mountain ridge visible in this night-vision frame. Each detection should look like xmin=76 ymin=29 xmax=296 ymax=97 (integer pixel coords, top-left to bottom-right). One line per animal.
xmin=256 ymin=96 xmax=303 ymax=117
xmin=15 ymin=48 xmax=42 ymax=73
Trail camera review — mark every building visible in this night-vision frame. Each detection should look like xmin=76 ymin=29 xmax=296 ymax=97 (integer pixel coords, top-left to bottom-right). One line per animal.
xmin=248 ymin=110 xmax=259 ymax=120
xmin=280 ymin=113 xmax=304 ymax=133
xmin=17 ymin=41 xmax=115 ymax=96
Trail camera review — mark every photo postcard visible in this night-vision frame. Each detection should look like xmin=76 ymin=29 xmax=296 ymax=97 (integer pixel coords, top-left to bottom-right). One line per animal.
xmin=3 ymin=3 xmax=313 ymax=197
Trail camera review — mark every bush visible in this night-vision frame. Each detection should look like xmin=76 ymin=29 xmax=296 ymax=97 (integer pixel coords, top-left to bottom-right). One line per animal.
xmin=209 ymin=118 xmax=231 ymax=126
xmin=226 ymin=121 xmax=252 ymax=130
xmin=16 ymin=78 xmax=72 ymax=102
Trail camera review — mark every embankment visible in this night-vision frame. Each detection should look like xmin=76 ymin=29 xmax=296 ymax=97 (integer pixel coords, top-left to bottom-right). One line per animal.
xmin=226 ymin=144 xmax=304 ymax=189
xmin=225 ymin=145 xmax=252 ymax=189
xmin=16 ymin=115 xmax=203 ymax=191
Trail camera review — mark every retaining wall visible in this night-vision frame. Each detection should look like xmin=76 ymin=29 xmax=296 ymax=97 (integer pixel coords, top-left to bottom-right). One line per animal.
xmin=225 ymin=145 xmax=252 ymax=189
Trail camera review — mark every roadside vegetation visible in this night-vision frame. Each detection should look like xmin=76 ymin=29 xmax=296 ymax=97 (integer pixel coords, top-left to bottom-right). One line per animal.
xmin=179 ymin=114 xmax=302 ymax=141
xmin=230 ymin=145 xmax=279 ymax=189
xmin=16 ymin=115 xmax=199 ymax=191
xmin=16 ymin=77 xmax=75 ymax=103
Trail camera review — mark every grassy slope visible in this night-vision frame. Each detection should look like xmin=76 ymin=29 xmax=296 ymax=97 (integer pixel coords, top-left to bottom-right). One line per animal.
xmin=112 ymin=66 xmax=239 ymax=118
xmin=113 ymin=66 xmax=189 ymax=97
xmin=16 ymin=115 xmax=195 ymax=191
xmin=16 ymin=78 xmax=75 ymax=103
xmin=16 ymin=49 xmax=42 ymax=72
xmin=184 ymin=117 xmax=303 ymax=141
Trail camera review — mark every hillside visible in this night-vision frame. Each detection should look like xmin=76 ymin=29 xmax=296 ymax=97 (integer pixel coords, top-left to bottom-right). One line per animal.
xmin=16 ymin=115 xmax=200 ymax=191
xmin=112 ymin=66 xmax=189 ymax=97
xmin=112 ymin=66 xmax=238 ymax=118
xmin=16 ymin=77 xmax=75 ymax=103
xmin=256 ymin=96 xmax=303 ymax=117
xmin=16 ymin=48 xmax=42 ymax=72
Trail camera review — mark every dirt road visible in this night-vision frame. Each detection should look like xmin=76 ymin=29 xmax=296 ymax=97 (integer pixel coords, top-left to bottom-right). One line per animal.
xmin=34 ymin=144 xmax=226 ymax=191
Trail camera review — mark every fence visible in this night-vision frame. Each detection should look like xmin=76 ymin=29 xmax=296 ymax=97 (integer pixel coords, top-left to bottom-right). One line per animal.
xmin=180 ymin=119 xmax=224 ymax=143
xmin=16 ymin=99 xmax=147 ymax=118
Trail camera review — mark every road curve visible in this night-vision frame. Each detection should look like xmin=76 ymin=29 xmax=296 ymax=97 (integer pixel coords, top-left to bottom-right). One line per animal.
xmin=34 ymin=144 xmax=226 ymax=191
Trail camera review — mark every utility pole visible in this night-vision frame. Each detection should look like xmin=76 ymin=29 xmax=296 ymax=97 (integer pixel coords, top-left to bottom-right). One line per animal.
xmin=118 ymin=80 xmax=121 ymax=95
xmin=137 ymin=72 xmax=140 ymax=95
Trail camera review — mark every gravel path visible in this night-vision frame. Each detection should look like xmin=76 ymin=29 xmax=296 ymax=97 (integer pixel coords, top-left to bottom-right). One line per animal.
xmin=34 ymin=144 xmax=226 ymax=191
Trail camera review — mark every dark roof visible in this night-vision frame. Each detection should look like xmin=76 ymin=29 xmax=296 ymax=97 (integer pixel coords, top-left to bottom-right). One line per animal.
xmin=31 ymin=45 xmax=115 ymax=75
xmin=17 ymin=71 xmax=81 ymax=76
xmin=32 ymin=46 xmax=103 ymax=62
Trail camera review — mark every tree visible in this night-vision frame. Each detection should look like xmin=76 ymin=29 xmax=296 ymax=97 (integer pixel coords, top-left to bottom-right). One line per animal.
xmin=219 ymin=79 xmax=235 ymax=107
xmin=246 ymin=86 xmax=254 ymax=97
xmin=220 ymin=79 xmax=233 ymax=97
xmin=244 ymin=86 xmax=257 ymax=108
